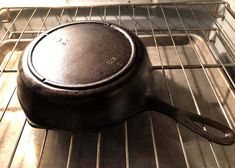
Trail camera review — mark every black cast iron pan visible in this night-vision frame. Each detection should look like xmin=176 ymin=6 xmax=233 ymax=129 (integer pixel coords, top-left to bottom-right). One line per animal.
xmin=17 ymin=21 xmax=235 ymax=145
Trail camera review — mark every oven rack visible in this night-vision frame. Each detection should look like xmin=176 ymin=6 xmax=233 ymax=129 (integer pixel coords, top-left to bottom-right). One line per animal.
xmin=0 ymin=1 xmax=235 ymax=168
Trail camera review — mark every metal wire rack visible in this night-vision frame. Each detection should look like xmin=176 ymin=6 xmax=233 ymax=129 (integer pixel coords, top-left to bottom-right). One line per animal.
xmin=0 ymin=1 xmax=235 ymax=168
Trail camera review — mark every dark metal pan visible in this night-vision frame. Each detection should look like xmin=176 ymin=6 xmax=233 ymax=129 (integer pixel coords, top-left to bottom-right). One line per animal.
xmin=17 ymin=21 xmax=235 ymax=145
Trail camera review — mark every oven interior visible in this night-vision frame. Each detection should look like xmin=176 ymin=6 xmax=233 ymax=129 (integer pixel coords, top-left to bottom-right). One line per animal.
xmin=0 ymin=1 xmax=235 ymax=168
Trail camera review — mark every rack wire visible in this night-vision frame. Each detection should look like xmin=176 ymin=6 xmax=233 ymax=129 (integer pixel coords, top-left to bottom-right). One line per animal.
xmin=0 ymin=1 xmax=235 ymax=168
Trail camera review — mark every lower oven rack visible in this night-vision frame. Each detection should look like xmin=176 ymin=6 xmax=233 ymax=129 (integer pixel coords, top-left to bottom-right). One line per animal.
xmin=1 ymin=1 xmax=235 ymax=168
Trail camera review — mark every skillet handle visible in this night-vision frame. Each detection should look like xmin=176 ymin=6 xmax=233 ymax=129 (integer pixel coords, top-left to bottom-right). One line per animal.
xmin=144 ymin=97 xmax=235 ymax=145
xmin=175 ymin=111 xmax=235 ymax=145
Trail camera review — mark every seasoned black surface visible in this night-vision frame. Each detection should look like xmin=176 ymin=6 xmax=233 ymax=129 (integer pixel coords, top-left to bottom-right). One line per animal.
xmin=31 ymin=22 xmax=134 ymax=88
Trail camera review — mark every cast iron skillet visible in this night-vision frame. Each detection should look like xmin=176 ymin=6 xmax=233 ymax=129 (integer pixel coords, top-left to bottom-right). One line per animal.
xmin=17 ymin=21 xmax=235 ymax=145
